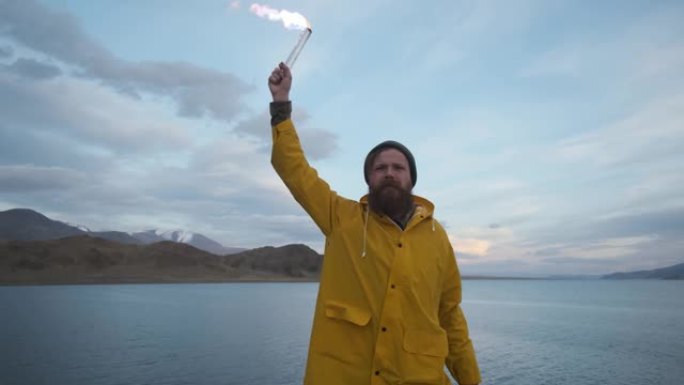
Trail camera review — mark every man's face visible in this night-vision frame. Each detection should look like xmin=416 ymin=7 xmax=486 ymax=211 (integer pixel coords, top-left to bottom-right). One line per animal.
xmin=368 ymin=148 xmax=413 ymax=191
xmin=368 ymin=149 xmax=413 ymax=218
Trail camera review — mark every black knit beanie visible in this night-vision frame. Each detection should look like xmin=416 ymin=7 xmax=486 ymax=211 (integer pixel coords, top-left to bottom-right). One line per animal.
xmin=364 ymin=140 xmax=417 ymax=186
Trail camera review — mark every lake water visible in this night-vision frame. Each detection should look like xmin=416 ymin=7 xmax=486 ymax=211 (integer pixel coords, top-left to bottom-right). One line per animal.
xmin=1 ymin=280 xmax=683 ymax=385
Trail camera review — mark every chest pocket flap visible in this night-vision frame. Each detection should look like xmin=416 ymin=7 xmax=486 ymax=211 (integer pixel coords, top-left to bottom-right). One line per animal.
xmin=403 ymin=329 xmax=449 ymax=357
xmin=324 ymin=300 xmax=371 ymax=326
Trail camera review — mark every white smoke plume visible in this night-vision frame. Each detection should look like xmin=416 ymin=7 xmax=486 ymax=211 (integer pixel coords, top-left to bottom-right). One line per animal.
xmin=249 ymin=3 xmax=310 ymax=30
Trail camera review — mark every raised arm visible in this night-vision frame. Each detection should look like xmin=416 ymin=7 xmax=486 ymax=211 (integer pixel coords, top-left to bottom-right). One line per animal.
xmin=268 ymin=63 xmax=338 ymax=236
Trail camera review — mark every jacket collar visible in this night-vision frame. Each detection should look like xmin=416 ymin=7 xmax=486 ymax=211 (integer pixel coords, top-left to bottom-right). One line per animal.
xmin=358 ymin=194 xmax=436 ymax=257
xmin=359 ymin=194 xmax=435 ymax=220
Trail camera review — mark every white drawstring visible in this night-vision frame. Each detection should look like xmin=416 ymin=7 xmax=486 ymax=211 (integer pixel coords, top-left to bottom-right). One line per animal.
xmin=432 ymin=217 xmax=435 ymax=232
xmin=361 ymin=207 xmax=369 ymax=258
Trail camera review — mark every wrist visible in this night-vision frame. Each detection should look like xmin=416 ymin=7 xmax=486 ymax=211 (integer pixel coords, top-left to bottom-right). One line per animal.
xmin=269 ymin=101 xmax=292 ymax=126
xmin=272 ymin=92 xmax=290 ymax=102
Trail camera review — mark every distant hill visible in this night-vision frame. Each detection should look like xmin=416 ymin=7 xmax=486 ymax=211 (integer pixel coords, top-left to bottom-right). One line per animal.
xmin=0 ymin=208 xmax=85 ymax=241
xmin=0 ymin=236 xmax=321 ymax=285
xmin=602 ymin=262 xmax=684 ymax=280
xmin=225 ymin=244 xmax=322 ymax=278
xmin=0 ymin=208 xmax=244 ymax=255
xmin=91 ymin=231 xmax=143 ymax=244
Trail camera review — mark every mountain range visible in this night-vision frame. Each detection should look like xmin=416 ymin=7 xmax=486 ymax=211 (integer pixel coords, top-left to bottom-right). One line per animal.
xmin=0 ymin=236 xmax=321 ymax=285
xmin=0 ymin=208 xmax=321 ymax=284
xmin=602 ymin=262 xmax=684 ymax=280
xmin=0 ymin=208 xmax=245 ymax=255
xmin=1 ymin=208 xmax=680 ymax=283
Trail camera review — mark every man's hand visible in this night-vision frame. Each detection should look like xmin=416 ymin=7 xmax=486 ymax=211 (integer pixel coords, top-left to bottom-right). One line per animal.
xmin=268 ymin=62 xmax=292 ymax=102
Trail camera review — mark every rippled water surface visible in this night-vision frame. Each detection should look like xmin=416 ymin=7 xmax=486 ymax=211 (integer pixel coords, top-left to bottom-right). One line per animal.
xmin=1 ymin=280 xmax=683 ymax=385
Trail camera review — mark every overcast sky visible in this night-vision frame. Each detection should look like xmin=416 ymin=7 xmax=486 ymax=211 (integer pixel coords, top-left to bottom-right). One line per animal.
xmin=1 ymin=0 xmax=682 ymax=276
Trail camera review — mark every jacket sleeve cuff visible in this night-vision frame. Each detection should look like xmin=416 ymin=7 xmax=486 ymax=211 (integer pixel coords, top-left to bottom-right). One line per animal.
xmin=270 ymin=101 xmax=292 ymax=126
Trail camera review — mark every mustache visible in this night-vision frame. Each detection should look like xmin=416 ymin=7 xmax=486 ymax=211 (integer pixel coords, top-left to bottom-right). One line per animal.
xmin=379 ymin=179 xmax=402 ymax=189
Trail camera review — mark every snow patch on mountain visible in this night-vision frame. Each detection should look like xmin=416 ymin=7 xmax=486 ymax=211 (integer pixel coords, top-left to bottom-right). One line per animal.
xmin=130 ymin=229 xmax=245 ymax=255
xmin=65 ymin=222 xmax=91 ymax=232
xmin=155 ymin=229 xmax=196 ymax=243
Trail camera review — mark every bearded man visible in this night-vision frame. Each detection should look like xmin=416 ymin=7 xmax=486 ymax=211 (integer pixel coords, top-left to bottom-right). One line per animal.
xmin=268 ymin=62 xmax=481 ymax=385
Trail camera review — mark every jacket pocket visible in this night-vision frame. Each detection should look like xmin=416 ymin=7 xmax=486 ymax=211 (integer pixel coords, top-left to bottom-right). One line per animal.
xmin=403 ymin=329 xmax=449 ymax=357
xmin=400 ymin=329 xmax=449 ymax=384
xmin=311 ymin=300 xmax=373 ymax=367
xmin=324 ymin=300 xmax=372 ymax=326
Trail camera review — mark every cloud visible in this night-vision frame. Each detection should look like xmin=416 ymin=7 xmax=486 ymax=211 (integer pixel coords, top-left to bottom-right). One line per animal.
xmin=422 ymin=67 xmax=682 ymax=277
xmin=519 ymin=2 xmax=684 ymax=86
xmin=0 ymin=0 xmax=253 ymax=122
xmin=450 ymin=236 xmax=491 ymax=257
xmin=497 ymin=203 xmax=684 ymax=274
xmin=541 ymin=235 xmax=659 ymax=261
xmin=399 ymin=0 xmax=544 ymax=74
xmin=233 ymin=110 xmax=270 ymax=140
xmin=618 ymin=173 xmax=684 ymax=211
xmin=532 ymin=232 xmax=684 ymax=276
xmin=100 ymin=60 xmax=252 ymax=121
xmin=0 ymin=73 xmax=193 ymax=153
xmin=597 ymin=208 xmax=684 ymax=240
xmin=0 ymin=135 xmax=324 ymax=249
xmin=245 ymin=213 xmax=322 ymax=245
xmin=298 ymin=128 xmax=338 ymax=160
xmin=4 ymin=58 xmax=61 ymax=79
xmin=233 ymin=108 xmax=338 ymax=160
xmin=0 ymin=44 xmax=14 ymax=58
xmin=433 ymin=176 xmax=544 ymax=229
xmin=446 ymin=225 xmax=517 ymax=264
xmin=0 ymin=122 xmax=114 ymax=173
xmin=554 ymin=97 xmax=684 ymax=168
xmin=8 ymin=129 xmax=323 ymax=247
xmin=455 ymin=253 xmax=481 ymax=261
xmin=489 ymin=205 xmax=684 ymax=275
xmin=0 ymin=165 xmax=86 ymax=192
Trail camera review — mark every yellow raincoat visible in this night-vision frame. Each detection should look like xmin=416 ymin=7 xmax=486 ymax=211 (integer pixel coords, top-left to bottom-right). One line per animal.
xmin=272 ymin=118 xmax=481 ymax=385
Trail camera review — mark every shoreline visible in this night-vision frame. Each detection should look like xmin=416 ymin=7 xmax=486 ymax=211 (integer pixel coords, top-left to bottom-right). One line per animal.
xmin=0 ymin=276 xmax=321 ymax=286
xmin=0 ymin=276 xmax=602 ymax=286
